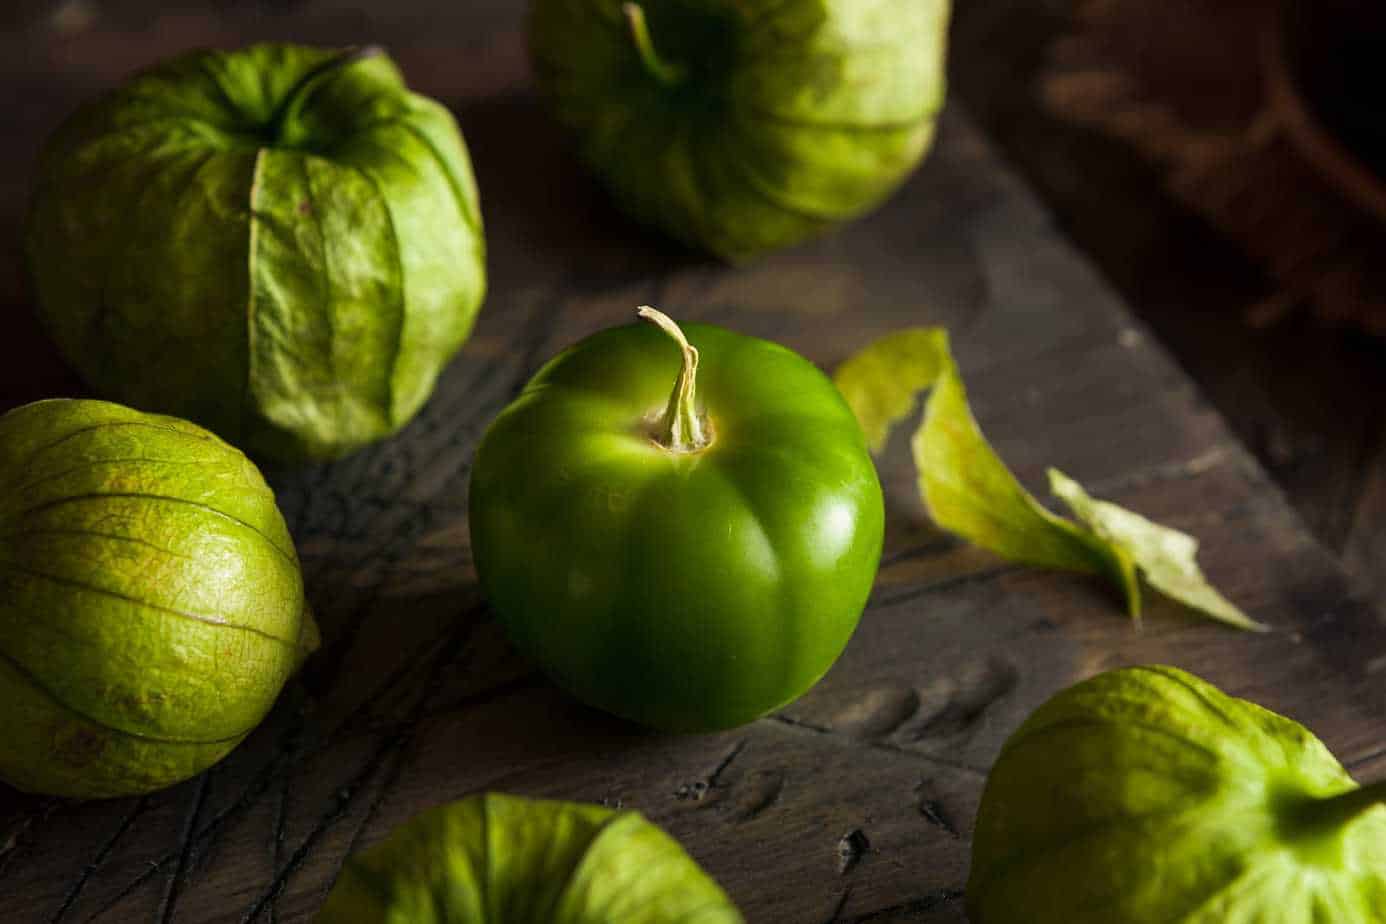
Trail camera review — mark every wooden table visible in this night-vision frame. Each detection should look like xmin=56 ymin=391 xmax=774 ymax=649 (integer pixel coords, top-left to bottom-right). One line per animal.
xmin=951 ymin=0 xmax=1386 ymax=610
xmin=2 ymin=4 xmax=1384 ymax=922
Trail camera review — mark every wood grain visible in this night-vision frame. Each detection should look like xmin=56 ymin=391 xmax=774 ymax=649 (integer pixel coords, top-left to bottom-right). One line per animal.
xmin=1 ymin=5 xmax=1384 ymax=923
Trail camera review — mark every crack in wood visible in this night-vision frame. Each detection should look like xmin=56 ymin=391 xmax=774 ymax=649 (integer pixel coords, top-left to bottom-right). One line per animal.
xmin=708 ymin=739 xmax=748 ymax=788
xmin=296 ymin=738 xmax=414 ymax=923
xmin=0 ymin=796 xmax=62 ymax=883
xmin=266 ymin=738 xmax=299 ymax=924
xmin=338 ymin=746 xmax=409 ymax=865
xmin=79 ymin=606 xmax=493 ymax=921
xmin=822 ymin=886 xmax=852 ymax=924
xmin=764 ymin=714 xmax=986 ymax=777
xmin=866 ymin=565 xmax=1023 ymax=612
xmin=1346 ymin=743 xmax=1386 ymax=772
xmin=287 ymin=295 xmax=559 ymax=703
xmin=1079 ymin=444 xmax=1240 ymax=499
xmin=267 ymin=791 xmax=286 ymax=924
xmin=877 ymin=537 xmax=963 ymax=569
xmin=236 ymin=608 xmax=482 ymax=922
xmin=237 ymin=726 xmax=408 ymax=924
xmin=156 ymin=772 xmax=211 ymax=924
xmin=49 ymin=796 xmax=147 ymax=924
xmin=837 ymin=888 xmax=965 ymax=922
xmin=275 ymin=325 xmax=545 ymax=612
xmin=917 ymin=791 xmax=961 ymax=840
xmin=300 ymin=509 xmax=445 ymax=696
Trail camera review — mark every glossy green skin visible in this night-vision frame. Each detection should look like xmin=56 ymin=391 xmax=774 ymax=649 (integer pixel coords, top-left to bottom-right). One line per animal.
xmin=530 ymin=0 xmax=950 ymax=261
xmin=317 ymin=793 xmax=744 ymax=922
xmin=27 ymin=43 xmax=486 ymax=462
xmin=470 ymin=322 xmax=883 ymax=731
xmin=0 ymin=400 xmax=306 ymax=798
xmin=968 ymin=666 xmax=1386 ymax=923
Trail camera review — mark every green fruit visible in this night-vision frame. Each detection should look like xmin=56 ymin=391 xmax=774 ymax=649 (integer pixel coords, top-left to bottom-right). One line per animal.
xmin=0 ymin=399 xmax=309 ymax=798
xmin=317 ymin=793 xmax=743 ymax=922
xmin=968 ymin=665 xmax=1386 ymax=923
xmin=529 ymin=0 xmax=949 ymax=261
xmin=469 ymin=308 xmax=883 ymax=731
xmin=26 ymin=43 xmax=486 ymax=462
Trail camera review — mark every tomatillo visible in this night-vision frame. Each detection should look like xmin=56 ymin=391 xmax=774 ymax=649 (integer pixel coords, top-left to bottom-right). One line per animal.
xmin=27 ymin=43 xmax=486 ymax=462
xmin=469 ymin=308 xmax=883 ymax=731
xmin=529 ymin=0 xmax=950 ymax=261
xmin=968 ymin=666 xmax=1386 ymax=923
xmin=317 ymin=793 xmax=744 ymax=922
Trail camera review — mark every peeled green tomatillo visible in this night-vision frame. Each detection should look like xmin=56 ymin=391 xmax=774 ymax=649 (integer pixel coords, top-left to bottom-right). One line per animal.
xmin=27 ymin=43 xmax=486 ymax=462
xmin=529 ymin=0 xmax=950 ymax=261
xmin=317 ymin=793 xmax=743 ymax=922
xmin=0 ymin=400 xmax=311 ymax=798
xmin=469 ymin=308 xmax=884 ymax=731
xmin=968 ymin=665 xmax=1386 ymax=922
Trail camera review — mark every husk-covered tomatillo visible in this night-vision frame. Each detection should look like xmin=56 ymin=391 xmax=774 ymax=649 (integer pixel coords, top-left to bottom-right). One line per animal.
xmin=468 ymin=308 xmax=883 ymax=731
xmin=529 ymin=0 xmax=950 ymax=261
xmin=968 ymin=665 xmax=1386 ymax=922
xmin=27 ymin=43 xmax=486 ymax=462
xmin=317 ymin=793 xmax=744 ymax=922
xmin=0 ymin=400 xmax=311 ymax=799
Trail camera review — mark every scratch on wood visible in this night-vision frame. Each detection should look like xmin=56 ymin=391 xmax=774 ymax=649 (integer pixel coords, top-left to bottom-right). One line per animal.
xmin=238 ymin=607 xmax=481 ymax=922
xmin=764 ymin=714 xmax=986 ymax=776
xmin=239 ymin=728 xmax=407 ymax=924
xmin=0 ymin=797 xmax=62 ymax=882
xmin=919 ymin=798 xmax=961 ymax=839
xmin=877 ymin=536 xmax=962 ymax=569
xmin=1082 ymin=445 xmax=1236 ymax=497
xmin=867 ymin=565 xmax=1022 ymax=612
xmin=419 ymin=671 xmax=544 ymax=720
xmin=676 ymin=738 xmax=749 ymax=801
xmin=81 ymin=614 xmax=487 ymax=923
xmin=505 ymin=295 xmax=565 ymax=399
xmin=837 ymin=888 xmax=964 ymax=922
xmin=50 ymin=796 xmax=146 ymax=924
xmin=709 ymin=739 xmax=748 ymax=787
xmin=340 ymin=749 xmax=408 ymax=862
xmin=267 ymin=774 xmax=291 ymax=924
xmin=156 ymin=773 xmax=211 ymax=924
xmin=822 ymin=886 xmax=852 ymax=924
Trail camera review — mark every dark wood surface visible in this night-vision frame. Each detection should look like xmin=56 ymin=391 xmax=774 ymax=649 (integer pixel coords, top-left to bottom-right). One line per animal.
xmin=951 ymin=0 xmax=1386 ymax=610
xmin=2 ymin=4 xmax=1385 ymax=922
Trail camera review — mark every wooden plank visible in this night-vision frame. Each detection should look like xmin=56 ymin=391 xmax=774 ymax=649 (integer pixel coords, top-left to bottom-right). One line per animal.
xmin=950 ymin=0 xmax=1386 ymax=611
xmin=1 ymin=8 xmax=1384 ymax=923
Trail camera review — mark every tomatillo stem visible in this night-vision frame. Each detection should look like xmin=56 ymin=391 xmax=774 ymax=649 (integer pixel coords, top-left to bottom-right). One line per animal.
xmin=622 ymin=3 xmax=687 ymax=87
xmin=638 ymin=306 xmax=710 ymax=453
xmin=1306 ymin=779 xmax=1386 ymax=829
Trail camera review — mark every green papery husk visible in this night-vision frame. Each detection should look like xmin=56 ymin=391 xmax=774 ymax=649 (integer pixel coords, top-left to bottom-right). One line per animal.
xmin=0 ymin=399 xmax=308 ymax=798
xmin=317 ymin=793 xmax=744 ymax=923
xmin=529 ymin=0 xmax=949 ymax=261
xmin=26 ymin=43 xmax=486 ymax=462
xmin=968 ymin=666 xmax=1386 ymax=923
